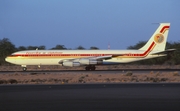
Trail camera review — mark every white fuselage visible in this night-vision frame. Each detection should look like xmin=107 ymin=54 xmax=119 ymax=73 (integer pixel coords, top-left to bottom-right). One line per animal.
xmin=5 ymin=49 xmax=165 ymax=66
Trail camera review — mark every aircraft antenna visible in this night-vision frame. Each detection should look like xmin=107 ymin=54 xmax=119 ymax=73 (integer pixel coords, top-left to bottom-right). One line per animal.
xmin=108 ymin=43 xmax=110 ymax=50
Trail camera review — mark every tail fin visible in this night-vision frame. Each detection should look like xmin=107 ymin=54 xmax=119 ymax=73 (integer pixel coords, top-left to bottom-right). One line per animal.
xmin=139 ymin=23 xmax=170 ymax=51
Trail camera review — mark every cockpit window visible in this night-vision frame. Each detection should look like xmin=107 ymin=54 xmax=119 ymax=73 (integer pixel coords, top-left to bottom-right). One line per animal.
xmin=9 ymin=54 xmax=16 ymax=57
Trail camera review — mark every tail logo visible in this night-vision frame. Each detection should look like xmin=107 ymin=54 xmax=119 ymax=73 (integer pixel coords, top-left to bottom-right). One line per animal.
xmin=154 ymin=33 xmax=164 ymax=44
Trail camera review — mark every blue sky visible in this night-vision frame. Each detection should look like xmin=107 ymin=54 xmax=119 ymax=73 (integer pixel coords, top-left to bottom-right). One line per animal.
xmin=0 ymin=0 xmax=180 ymax=49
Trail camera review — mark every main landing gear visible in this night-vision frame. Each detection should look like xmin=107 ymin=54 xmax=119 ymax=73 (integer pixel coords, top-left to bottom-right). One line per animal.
xmin=85 ymin=65 xmax=96 ymax=71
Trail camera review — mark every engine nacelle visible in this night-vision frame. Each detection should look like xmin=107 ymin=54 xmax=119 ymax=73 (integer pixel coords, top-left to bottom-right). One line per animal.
xmin=61 ymin=59 xmax=103 ymax=67
xmin=62 ymin=61 xmax=80 ymax=67
xmin=79 ymin=59 xmax=102 ymax=65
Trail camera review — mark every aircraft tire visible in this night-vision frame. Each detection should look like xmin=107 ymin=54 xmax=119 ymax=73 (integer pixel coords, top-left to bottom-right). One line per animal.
xmin=22 ymin=67 xmax=27 ymax=71
xmin=85 ymin=66 xmax=96 ymax=71
xmin=91 ymin=66 xmax=96 ymax=71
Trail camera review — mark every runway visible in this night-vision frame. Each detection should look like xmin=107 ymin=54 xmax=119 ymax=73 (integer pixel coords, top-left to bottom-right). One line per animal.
xmin=0 ymin=69 xmax=180 ymax=74
xmin=0 ymin=83 xmax=180 ymax=111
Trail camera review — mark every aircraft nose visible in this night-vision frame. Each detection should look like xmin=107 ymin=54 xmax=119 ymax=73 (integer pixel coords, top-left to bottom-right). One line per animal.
xmin=5 ymin=56 xmax=17 ymax=64
xmin=5 ymin=57 xmax=9 ymax=62
xmin=5 ymin=56 xmax=12 ymax=63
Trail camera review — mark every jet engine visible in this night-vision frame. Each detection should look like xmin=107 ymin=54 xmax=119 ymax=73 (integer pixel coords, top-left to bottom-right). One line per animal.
xmin=62 ymin=61 xmax=81 ymax=67
xmin=62 ymin=59 xmax=103 ymax=67
xmin=79 ymin=59 xmax=102 ymax=65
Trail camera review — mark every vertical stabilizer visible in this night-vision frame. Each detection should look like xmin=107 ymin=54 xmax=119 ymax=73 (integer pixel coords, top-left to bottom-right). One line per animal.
xmin=139 ymin=23 xmax=170 ymax=51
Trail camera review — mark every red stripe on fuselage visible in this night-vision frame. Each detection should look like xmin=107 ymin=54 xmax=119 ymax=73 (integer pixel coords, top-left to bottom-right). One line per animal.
xmin=139 ymin=42 xmax=155 ymax=56
xmin=122 ymin=41 xmax=155 ymax=57
xmin=9 ymin=42 xmax=155 ymax=58
xmin=160 ymin=26 xmax=169 ymax=33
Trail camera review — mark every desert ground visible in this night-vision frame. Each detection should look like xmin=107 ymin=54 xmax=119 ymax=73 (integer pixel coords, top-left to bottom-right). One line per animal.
xmin=0 ymin=65 xmax=180 ymax=84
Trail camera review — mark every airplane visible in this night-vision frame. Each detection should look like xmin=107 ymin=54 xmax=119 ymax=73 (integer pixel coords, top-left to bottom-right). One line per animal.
xmin=5 ymin=23 xmax=173 ymax=71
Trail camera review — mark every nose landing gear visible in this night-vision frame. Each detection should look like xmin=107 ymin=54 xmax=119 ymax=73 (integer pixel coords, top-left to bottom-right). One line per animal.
xmin=22 ymin=67 xmax=27 ymax=71
xmin=21 ymin=65 xmax=27 ymax=71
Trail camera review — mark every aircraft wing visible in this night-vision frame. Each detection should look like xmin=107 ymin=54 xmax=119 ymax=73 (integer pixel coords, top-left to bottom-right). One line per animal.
xmin=92 ymin=55 xmax=113 ymax=60
xmin=95 ymin=54 xmax=122 ymax=60
xmin=59 ymin=54 xmax=122 ymax=64
xmin=151 ymin=49 xmax=176 ymax=55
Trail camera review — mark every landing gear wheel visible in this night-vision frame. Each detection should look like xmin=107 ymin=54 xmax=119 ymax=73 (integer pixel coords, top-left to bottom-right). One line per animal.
xmin=91 ymin=66 xmax=96 ymax=71
xmin=85 ymin=66 xmax=96 ymax=71
xmin=22 ymin=67 xmax=27 ymax=71
xmin=85 ymin=67 xmax=90 ymax=71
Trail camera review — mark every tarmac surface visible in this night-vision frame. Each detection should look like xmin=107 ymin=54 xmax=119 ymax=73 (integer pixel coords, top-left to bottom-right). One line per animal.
xmin=0 ymin=69 xmax=180 ymax=74
xmin=0 ymin=83 xmax=180 ymax=111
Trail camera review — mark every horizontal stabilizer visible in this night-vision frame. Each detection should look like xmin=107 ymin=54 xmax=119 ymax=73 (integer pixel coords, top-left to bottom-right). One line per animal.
xmin=151 ymin=49 xmax=176 ymax=55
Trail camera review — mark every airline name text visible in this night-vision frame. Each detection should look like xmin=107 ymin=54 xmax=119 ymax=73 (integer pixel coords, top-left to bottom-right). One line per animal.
xmin=26 ymin=52 xmax=63 ymax=54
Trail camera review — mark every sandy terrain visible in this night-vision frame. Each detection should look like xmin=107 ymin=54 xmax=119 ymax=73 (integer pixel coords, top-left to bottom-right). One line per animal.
xmin=0 ymin=70 xmax=180 ymax=84
xmin=1 ymin=64 xmax=180 ymax=71
xmin=0 ymin=65 xmax=180 ymax=84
